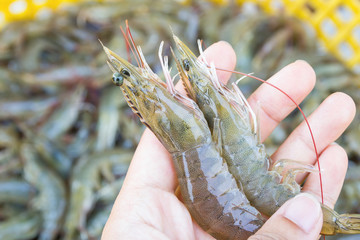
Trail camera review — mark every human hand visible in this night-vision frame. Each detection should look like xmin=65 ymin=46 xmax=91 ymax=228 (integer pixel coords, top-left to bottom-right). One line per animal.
xmin=102 ymin=41 xmax=355 ymax=240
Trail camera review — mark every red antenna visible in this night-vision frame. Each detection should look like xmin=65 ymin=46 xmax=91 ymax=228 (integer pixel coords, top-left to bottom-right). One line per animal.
xmin=120 ymin=23 xmax=140 ymax=66
xmin=125 ymin=20 xmax=144 ymax=68
xmin=121 ymin=27 xmax=131 ymax=62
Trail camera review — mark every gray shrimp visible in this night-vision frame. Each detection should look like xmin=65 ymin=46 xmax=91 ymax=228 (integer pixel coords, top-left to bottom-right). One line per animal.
xmin=173 ymin=35 xmax=360 ymax=235
xmin=22 ymin=143 xmax=67 ymax=240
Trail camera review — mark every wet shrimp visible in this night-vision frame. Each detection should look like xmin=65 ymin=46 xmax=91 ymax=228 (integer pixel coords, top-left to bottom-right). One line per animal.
xmin=102 ymin=42 xmax=265 ymax=239
xmin=172 ymin=35 xmax=360 ymax=235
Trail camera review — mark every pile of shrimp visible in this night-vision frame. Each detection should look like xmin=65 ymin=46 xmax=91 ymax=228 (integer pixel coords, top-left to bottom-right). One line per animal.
xmin=102 ymin=24 xmax=360 ymax=239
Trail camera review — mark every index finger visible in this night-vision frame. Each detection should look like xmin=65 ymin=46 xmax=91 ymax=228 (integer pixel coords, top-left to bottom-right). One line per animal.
xmin=247 ymin=60 xmax=316 ymax=142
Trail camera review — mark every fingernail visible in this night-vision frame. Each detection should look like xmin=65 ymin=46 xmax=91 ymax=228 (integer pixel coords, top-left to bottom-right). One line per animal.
xmin=282 ymin=193 xmax=321 ymax=233
xmin=294 ymin=59 xmax=306 ymax=64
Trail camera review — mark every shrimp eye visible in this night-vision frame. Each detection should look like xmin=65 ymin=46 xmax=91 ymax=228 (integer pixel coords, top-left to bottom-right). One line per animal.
xmin=183 ymin=59 xmax=190 ymax=71
xmin=121 ymin=69 xmax=130 ymax=77
xmin=112 ymin=72 xmax=124 ymax=86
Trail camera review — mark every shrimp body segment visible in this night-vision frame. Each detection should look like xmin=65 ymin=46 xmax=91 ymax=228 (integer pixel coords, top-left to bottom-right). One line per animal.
xmin=102 ymin=44 xmax=265 ymax=239
xmin=172 ymin=35 xmax=360 ymax=236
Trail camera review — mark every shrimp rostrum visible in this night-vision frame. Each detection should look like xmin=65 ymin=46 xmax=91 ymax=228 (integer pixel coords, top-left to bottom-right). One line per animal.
xmin=102 ymin=35 xmax=360 ymax=239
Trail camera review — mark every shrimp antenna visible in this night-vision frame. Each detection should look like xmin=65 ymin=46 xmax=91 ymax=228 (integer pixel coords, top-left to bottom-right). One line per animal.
xmin=126 ymin=20 xmax=144 ymax=68
xmin=213 ymin=66 xmax=324 ymax=206
xmin=120 ymin=25 xmax=140 ymax=67
xmin=121 ymin=28 xmax=131 ymax=62
xmin=200 ymin=39 xmax=207 ymax=50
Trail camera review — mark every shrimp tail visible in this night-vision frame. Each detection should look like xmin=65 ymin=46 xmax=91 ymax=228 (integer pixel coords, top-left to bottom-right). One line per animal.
xmin=321 ymin=204 xmax=360 ymax=235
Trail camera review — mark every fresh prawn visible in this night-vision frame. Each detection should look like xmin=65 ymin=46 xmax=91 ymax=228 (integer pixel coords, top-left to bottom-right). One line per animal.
xmin=172 ymin=35 xmax=360 ymax=236
xmin=102 ymin=41 xmax=265 ymax=239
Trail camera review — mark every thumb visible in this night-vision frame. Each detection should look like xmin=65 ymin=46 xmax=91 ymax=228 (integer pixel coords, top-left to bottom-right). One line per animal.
xmin=249 ymin=193 xmax=323 ymax=240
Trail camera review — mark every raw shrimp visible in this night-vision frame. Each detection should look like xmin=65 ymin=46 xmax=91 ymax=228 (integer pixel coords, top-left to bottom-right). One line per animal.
xmin=65 ymin=149 xmax=132 ymax=239
xmin=0 ymin=180 xmax=36 ymax=204
xmin=0 ymin=211 xmax=41 ymax=240
xmin=102 ymin=42 xmax=265 ymax=239
xmin=21 ymin=143 xmax=66 ymax=240
xmin=172 ymin=35 xmax=360 ymax=235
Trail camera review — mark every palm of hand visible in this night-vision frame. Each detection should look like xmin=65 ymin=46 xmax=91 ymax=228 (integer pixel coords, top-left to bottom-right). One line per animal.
xmin=103 ymin=131 xmax=214 ymax=240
